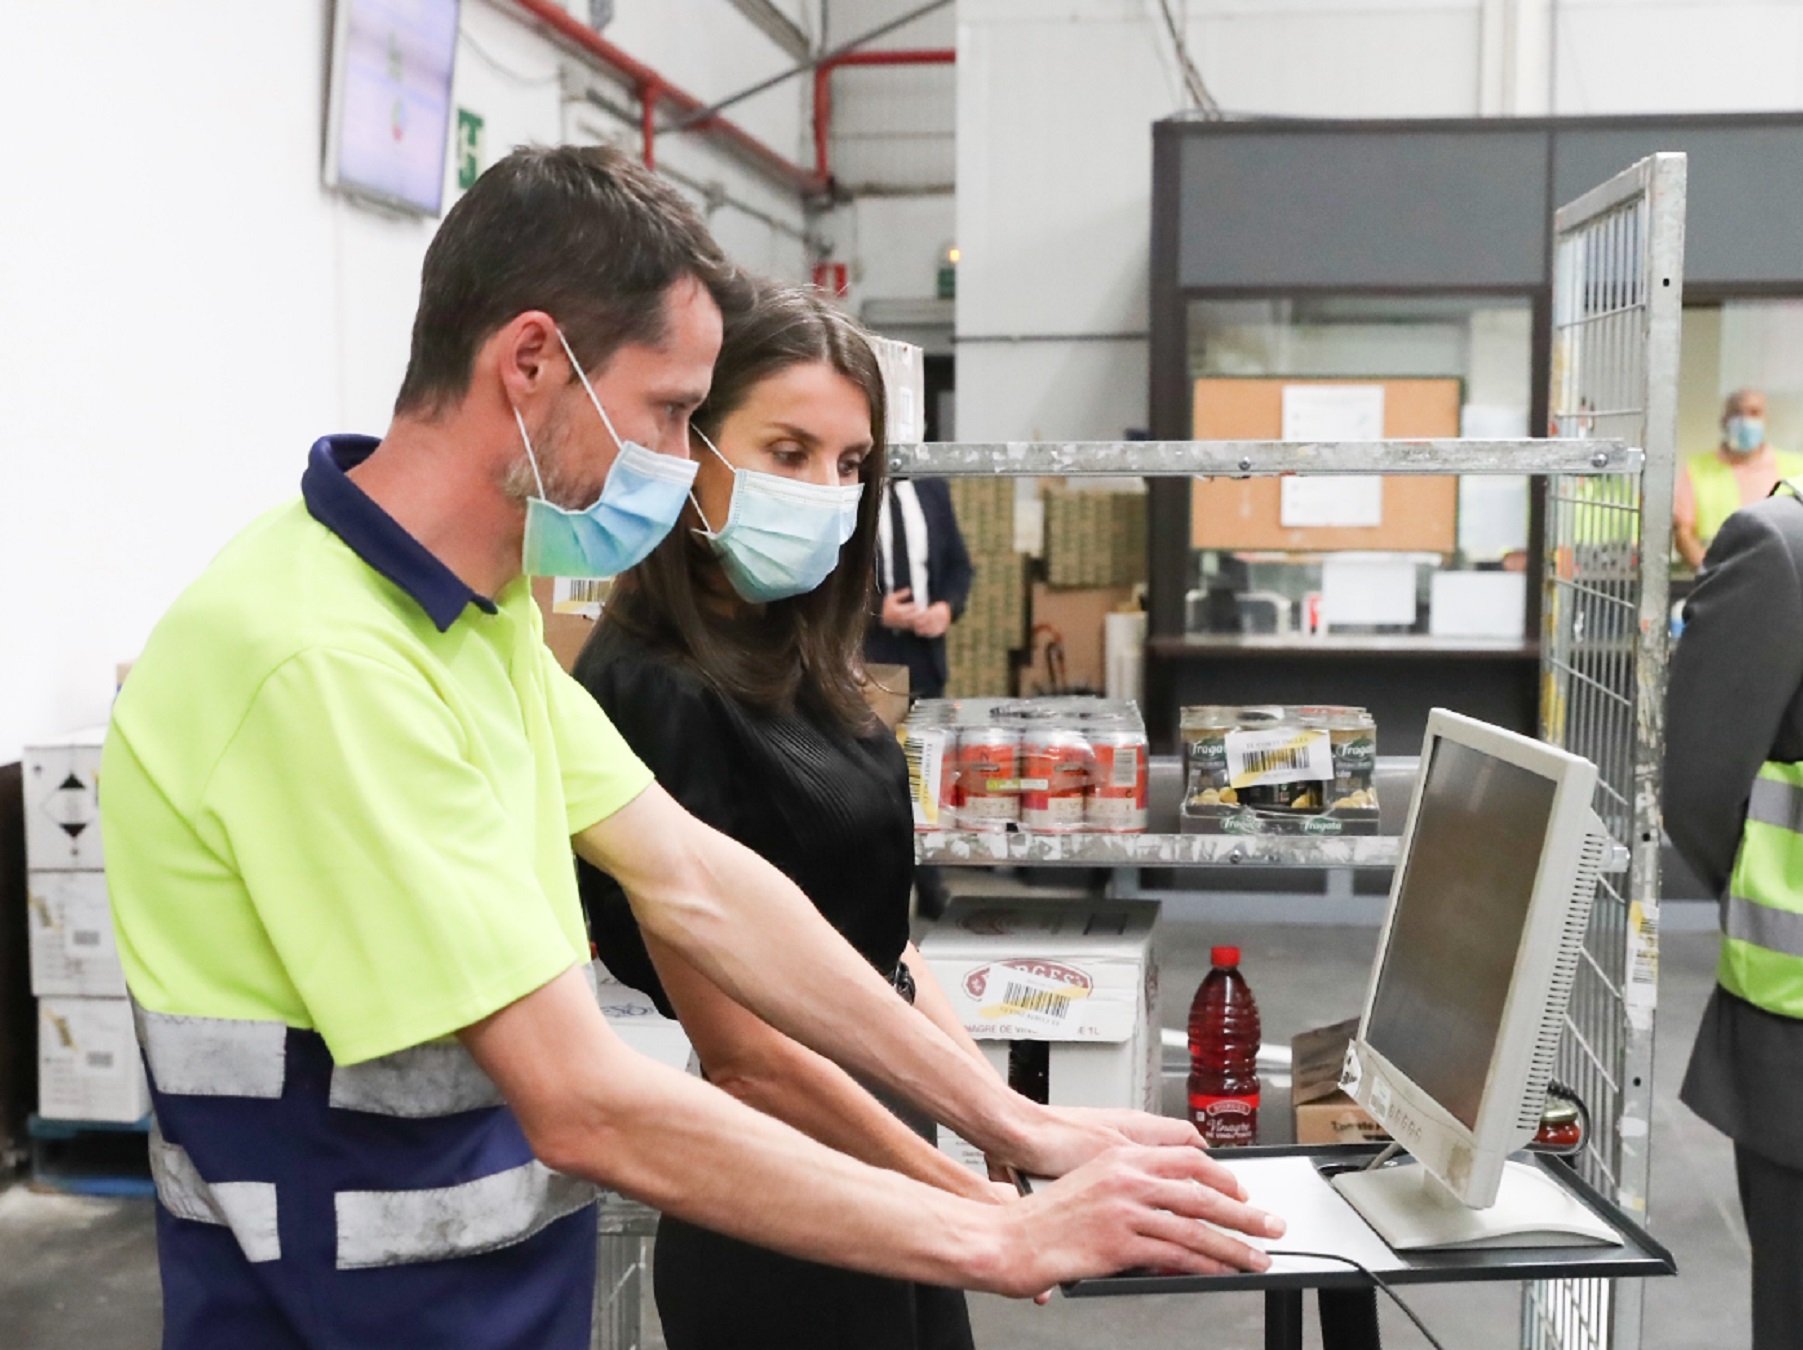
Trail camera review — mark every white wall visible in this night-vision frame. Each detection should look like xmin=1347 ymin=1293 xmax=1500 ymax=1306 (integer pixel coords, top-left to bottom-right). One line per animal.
xmin=955 ymin=0 xmax=1803 ymax=446
xmin=820 ymin=0 xmax=956 ymax=312
xmin=1553 ymin=0 xmax=1803 ymax=115
xmin=0 ymin=0 xmax=819 ymax=761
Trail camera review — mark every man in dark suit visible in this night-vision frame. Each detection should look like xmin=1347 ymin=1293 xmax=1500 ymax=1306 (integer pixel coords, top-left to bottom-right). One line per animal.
xmin=1667 ymin=483 xmax=1803 ymax=1349
xmin=866 ymin=476 xmax=973 ymax=701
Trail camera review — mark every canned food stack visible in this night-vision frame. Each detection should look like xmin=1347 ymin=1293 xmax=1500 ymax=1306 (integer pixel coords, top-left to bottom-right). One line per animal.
xmin=1179 ymin=705 xmax=1380 ymax=836
xmin=900 ymin=697 xmax=1149 ymax=835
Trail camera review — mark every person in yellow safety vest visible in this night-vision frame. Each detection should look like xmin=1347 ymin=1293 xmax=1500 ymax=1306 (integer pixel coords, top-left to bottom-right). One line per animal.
xmin=1674 ymin=388 xmax=1803 ymax=570
xmin=1668 ymin=478 xmax=1803 ymax=1349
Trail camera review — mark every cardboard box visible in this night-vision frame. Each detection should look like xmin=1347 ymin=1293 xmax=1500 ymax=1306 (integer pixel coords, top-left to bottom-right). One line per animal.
xmin=921 ymin=900 xmax=1160 ymax=1110
xmin=1291 ymin=1018 xmax=1389 ymax=1146
xmin=868 ymin=335 xmax=926 ymax=445
xmin=38 ymin=997 xmax=150 ymax=1123
xmin=23 ymin=729 xmax=107 ymax=871
xmin=27 ymin=871 xmax=126 ymax=998
xmin=591 ymin=965 xmax=693 ymax=1074
xmin=530 ymin=576 xmax=604 ymax=674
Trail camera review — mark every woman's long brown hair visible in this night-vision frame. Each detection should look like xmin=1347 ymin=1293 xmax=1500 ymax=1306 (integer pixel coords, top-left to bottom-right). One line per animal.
xmin=601 ymin=281 xmax=889 ymax=734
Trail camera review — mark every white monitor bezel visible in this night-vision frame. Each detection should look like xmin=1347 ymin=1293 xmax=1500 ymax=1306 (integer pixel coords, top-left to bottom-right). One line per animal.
xmin=1344 ymin=709 xmax=1600 ymax=1209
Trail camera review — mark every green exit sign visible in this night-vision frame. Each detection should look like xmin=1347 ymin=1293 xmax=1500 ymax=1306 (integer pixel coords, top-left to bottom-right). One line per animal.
xmin=456 ymin=108 xmax=485 ymax=191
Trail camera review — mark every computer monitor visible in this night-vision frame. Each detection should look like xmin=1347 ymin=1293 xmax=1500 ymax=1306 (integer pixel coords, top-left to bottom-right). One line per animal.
xmin=1333 ymin=710 xmax=1611 ymax=1248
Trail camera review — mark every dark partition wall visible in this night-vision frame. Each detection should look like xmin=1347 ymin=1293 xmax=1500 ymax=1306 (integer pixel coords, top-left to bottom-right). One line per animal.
xmin=1176 ymin=126 xmax=1550 ymax=290
xmin=1552 ymin=124 xmax=1803 ymax=289
xmin=1147 ymin=112 xmax=1803 ymax=750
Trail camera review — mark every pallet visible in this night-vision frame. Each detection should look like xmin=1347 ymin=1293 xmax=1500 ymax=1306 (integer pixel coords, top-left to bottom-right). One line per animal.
xmin=27 ymin=1114 xmax=154 ymax=1198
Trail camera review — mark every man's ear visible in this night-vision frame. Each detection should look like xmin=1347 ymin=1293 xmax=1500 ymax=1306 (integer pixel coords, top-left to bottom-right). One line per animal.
xmin=493 ymin=311 xmax=563 ymax=406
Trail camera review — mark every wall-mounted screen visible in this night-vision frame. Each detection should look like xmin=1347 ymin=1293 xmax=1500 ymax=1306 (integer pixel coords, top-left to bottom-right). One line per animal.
xmin=324 ymin=0 xmax=461 ymax=216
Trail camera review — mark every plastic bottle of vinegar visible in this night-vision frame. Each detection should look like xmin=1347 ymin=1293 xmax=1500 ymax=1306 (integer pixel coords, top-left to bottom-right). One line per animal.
xmin=1187 ymin=945 xmax=1261 ymax=1146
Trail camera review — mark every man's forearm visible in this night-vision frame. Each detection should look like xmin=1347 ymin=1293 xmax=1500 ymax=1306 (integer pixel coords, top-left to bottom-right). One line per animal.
xmin=645 ymin=932 xmax=999 ymax=1202
xmin=568 ymin=1048 xmax=1008 ymax=1281
xmin=576 ymin=790 xmax=1038 ymax=1164
xmin=644 ymin=827 xmax=1035 ymax=1159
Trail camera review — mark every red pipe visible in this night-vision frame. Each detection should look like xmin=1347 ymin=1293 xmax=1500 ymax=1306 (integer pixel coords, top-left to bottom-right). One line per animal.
xmin=812 ymin=47 xmax=954 ymax=186
xmin=507 ymin=0 xmax=827 ymax=195
xmin=639 ymin=79 xmax=659 ymax=171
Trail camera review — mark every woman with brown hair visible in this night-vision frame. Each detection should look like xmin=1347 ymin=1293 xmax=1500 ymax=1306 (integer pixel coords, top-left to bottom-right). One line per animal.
xmin=572 ymin=282 xmax=997 ymax=1350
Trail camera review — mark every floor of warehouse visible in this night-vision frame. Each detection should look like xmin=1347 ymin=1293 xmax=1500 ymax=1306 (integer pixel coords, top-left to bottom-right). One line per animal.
xmin=0 ymin=911 xmax=1748 ymax=1350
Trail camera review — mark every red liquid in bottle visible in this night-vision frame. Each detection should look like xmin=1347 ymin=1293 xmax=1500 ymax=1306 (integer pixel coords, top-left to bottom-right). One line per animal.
xmin=1187 ymin=945 xmax=1261 ymax=1147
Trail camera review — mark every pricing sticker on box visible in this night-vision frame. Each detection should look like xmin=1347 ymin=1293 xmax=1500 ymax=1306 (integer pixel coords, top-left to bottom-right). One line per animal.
xmin=1225 ymin=727 xmax=1332 ymax=789
xmin=973 ymin=962 xmax=1092 ymax=1029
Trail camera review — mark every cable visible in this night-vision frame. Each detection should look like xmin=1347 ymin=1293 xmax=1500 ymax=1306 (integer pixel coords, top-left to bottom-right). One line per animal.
xmin=1152 ymin=0 xmax=1222 ymax=117
xmin=458 ymin=27 xmax=563 ymax=88
xmin=658 ymin=0 xmax=955 ymax=135
xmin=1266 ymin=1250 xmax=1449 ymax=1350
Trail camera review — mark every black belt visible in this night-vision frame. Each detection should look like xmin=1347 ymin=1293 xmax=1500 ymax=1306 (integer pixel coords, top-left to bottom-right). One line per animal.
xmin=888 ymin=961 xmax=917 ymax=1006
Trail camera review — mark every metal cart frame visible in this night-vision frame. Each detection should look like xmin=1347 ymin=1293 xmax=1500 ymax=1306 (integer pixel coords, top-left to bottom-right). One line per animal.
xmin=902 ymin=154 xmax=1687 ymax=1350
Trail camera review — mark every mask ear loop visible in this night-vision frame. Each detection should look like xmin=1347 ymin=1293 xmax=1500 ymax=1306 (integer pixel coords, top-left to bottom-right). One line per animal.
xmin=688 ymin=427 xmax=733 ymax=536
xmin=512 ymin=405 xmax=547 ymax=499
xmin=555 ymin=327 xmax=627 ymax=455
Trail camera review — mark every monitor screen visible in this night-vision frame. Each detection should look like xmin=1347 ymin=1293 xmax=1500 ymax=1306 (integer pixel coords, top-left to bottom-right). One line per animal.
xmin=1365 ymin=738 xmax=1557 ymax=1131
xmin=327 ymin=0 xmax=461 ymax=215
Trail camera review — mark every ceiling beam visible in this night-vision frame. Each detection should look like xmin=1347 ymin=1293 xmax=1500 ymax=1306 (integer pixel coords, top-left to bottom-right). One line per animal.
xmin=725 ymin=0 xmax=814 ymax=61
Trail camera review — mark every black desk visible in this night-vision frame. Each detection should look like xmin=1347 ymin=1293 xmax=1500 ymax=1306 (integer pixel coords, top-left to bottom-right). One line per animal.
xmin=1057 ymin=1145 xmax=1676 ymax=1350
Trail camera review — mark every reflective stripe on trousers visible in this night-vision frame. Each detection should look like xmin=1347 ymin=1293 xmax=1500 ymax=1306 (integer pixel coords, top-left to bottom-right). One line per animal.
xmin=149 ymin=1124 xmax=282 ymax=1263
xmin=135 ymin=963 xmax=608 ymax=1268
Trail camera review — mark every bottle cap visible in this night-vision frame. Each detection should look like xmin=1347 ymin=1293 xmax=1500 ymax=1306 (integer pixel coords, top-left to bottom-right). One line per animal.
xmin=1211 ymin=945 xmax=1241 ymax=968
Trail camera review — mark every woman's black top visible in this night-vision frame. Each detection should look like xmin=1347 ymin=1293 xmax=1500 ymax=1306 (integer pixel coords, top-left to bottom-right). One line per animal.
xmin=573 ymin=624 xmax=914 ymax=1015
xmin=571 ymin=623 xmax=974 ymax=1350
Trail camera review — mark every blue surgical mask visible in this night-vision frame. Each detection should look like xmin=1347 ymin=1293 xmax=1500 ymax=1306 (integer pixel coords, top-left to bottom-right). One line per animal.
xmin=690 ymin=433 xmax=864 ymax=603
xmin=516 ymin=329 xmax=699 ymax=578
xmin=1726 ymin=415 xmax=1766 ymax=456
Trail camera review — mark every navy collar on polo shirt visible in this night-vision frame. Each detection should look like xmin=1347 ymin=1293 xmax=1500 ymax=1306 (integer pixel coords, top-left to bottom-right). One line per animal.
xmin=301 ymin=435 xmax=499 ymax=632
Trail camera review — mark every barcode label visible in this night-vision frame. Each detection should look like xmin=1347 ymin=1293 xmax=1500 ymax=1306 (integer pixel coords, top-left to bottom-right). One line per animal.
xmin=1245 ymin=747 xmax=1308 ymax=775
xmin=1001 ymin=981 xmax=1074 ymax=1025
xmin=551 ymin=577 xmax=608 ymax=618
xmin=1225 ymin=728 xmax=1332 ymax=789
xmin=77 ymin=1050 xmax=116 ymax=1077
xmin=70 ymin=929 xmax=102 ymax=949
xmin=1111 ymin=746 xmax=1139 ymax=788
xmin=903 ymin=729 xmax=945 ymax=829
xmin=979 ymin=966 xmax=1088 ymax=1027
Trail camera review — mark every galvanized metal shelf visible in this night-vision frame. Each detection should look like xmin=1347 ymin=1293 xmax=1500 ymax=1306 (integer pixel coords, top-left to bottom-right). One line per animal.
xmin=915 ymin=831 xmax=1401 ymax=869
xmin=887 ymin=438 xmax=1639 ymax=479
xmin=915 ymin=831 xmax=1629 ymax=873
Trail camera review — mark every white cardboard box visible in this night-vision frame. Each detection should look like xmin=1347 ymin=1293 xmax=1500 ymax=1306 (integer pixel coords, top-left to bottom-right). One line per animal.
xmin=38 ymin=996 xmax=150 ymax=1123
xmin=924 ymin=900 xmax=1162 ymax=1171
xmin=23 ymin=728 xmax=107 ymax=872
xmin=923 ymin=899 xmax=1161 ymax=1149
xmin=868 ymin=334 xmax=926 ymax=445
xmin=27 ymin=871 xmax=126 ymax=998
xmin=591 ymin=964 xmax=693 ymax=1073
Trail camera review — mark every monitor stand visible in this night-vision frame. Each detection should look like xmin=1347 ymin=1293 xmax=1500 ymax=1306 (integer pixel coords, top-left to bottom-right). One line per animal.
xmin=1330 ymin=1158 xmax=1622 ymax=1251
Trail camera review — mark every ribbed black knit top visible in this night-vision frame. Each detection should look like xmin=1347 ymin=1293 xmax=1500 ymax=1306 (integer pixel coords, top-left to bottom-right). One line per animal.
xmin=572 ymin=623 xmax=914 ymax=1017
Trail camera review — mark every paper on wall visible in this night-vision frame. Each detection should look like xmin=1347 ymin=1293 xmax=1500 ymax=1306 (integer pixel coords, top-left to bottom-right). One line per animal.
xmin=1280 ymin=477 xmax=1384 ymax=529
xmin=1282 ymin=384 xmax=1385 ymax=441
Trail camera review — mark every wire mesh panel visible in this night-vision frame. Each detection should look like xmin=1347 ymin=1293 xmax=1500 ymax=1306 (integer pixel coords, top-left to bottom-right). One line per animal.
xmin=1529 ymin=154 xmax=1687 ymax=1350
xmin=593 ymin=1193 xmax=663 ymax=1350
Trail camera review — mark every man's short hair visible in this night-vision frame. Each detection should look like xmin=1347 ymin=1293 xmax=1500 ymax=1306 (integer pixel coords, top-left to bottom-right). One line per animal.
xmin=394 ymin=144 xmax=739 ymax=417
